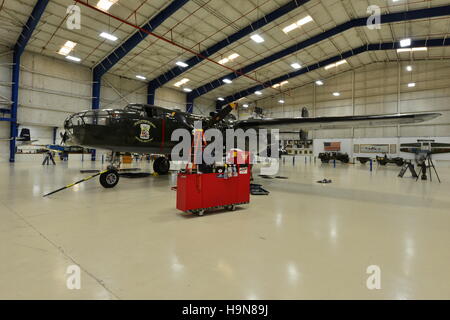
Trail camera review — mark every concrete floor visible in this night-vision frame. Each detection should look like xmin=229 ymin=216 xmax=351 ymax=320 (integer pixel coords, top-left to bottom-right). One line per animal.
xmin=1 ymin=158 xmax=450 ymax=300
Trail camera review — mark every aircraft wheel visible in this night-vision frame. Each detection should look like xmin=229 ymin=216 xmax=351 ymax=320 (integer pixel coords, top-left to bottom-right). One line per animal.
xmin=153 ymin=157 xmax=170 ymax=175
xmin=100 ymin=170 xmax=120 ymax=188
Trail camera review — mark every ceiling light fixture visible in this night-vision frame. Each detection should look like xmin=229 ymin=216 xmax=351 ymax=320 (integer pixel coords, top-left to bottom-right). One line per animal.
xmin=397 ymin=47 xmax=427 ymax=53
xmin=223 ymin=78 xmax=233 ymax=84
xmin=255 ymin=91 xmax=262 ymax=95
xmin=315 ymin=80 xmax=324 ymax=86
xmin=272 ymin=81 xmax=289 ymax=88
xmin=58 ymin=41 xmax=77 ymax=56
xmin=291 ymin=62 xmax=301 ymax=69
xmin=250 ymin=34 xmax=264 ymax=43
xmin=282 ymin=15 xmax=313 ymax=33
xmin=279 ymin=99 xmax=285 ymax=104
xmin=324 ymin=59 xmax=347 ymax=70
xmin=406 ymin=65 xmax=413 ymax=72
xmin=243 ymin=104 xmax=249 ymax=108
xmin=174 ymin=78 xmax=190 ymax=87
xmin=400 ymin=38 xmax=412 ymax=48
xmin=96 ymin=0 xmax=118 ymax=12
xmin=65 ymin=55 xmax=81 ymax=62
xmin=408 ymin=82 xmax=416 ymax=88
xmin=136 ymin=75 xmax=146 ymax=80
xmin=218 ymin=58 xmax=229 ymax=65
xmin=183 ymin=88 xmax=192 ymax=92
xmin=217 ymin=97 xmax=225 ymax=101
xmin=176 ymin=61 xmax=189 ymax=68
xmin=99 ymin=32 xmax=118 ymax=41
xmin=333 ymin=92 xmax=341 ymax=97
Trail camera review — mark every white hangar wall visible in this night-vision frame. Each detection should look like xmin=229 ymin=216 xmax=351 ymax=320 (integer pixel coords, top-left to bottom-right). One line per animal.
xmin=0 ymin=49 xmax=215 ymax=162
xmin=255 ymin=60 xmax=450 ymax=139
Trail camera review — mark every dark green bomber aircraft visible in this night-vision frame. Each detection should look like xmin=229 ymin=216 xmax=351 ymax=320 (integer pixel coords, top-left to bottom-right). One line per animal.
xmin=62 ymin=103 xmax=440 ymax=188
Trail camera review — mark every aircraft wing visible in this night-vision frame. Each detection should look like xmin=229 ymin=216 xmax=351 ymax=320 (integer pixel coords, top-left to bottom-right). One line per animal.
xmin=234 ymin=113 xmax=441 ymax=130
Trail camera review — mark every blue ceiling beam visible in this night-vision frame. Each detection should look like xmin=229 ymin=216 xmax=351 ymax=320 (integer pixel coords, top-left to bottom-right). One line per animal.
xmin=93 ymin=0 xmax=190 ymax=78
xmin=14 ymin=0 xmax=50 ymax=57
xmin=190 ymin=5 xmax=450 ymax=100
xmin=9 ymin=0 xmax=50 ymax=163
xmin=147 ymin=0 xmax=312 ymax=106
xmin=216 ymin=38 xmax=450 ymax=108
xmin=92 ymin=0 xmax=189 ymax=113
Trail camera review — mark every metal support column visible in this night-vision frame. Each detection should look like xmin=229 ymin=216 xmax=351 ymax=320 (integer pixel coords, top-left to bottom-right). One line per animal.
xmin=9 ymin=0 xmax=50 ymax=162
xmin=186 ymin=96 xmax=194 ymax=113
xmin=9 ymin=53 xmax=20 ymax=162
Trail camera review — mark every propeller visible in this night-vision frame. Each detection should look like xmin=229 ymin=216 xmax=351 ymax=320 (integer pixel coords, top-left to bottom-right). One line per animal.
xmin=206 ymin=103 xmax=237 ymax=128
xmin=60 ymin=132 xmax=69 ymax=145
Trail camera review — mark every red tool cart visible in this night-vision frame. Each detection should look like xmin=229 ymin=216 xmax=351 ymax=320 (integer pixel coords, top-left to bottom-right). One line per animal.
xmin=176 ymin=151 xmax=251 ymax=216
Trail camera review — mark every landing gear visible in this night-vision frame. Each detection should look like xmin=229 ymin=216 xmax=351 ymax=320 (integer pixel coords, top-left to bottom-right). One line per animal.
xmin=100 ymin=151 xmax=121 ymax=189
xmin=153 ymin=157 xmax=170 ymax=175
xmin=100 ymin=170 xmax=120 ymax=188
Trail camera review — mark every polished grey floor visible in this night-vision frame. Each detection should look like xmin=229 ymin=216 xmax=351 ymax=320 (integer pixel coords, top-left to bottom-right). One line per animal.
xmin=1 ymin=158 xmax=449 ymax=299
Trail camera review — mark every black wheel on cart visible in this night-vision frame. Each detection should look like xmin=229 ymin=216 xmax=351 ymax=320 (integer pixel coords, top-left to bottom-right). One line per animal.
xmin=197 ymin=209 xmax=205 ymax=216
xmin=226 ymin=205 xmax=236 ymax=211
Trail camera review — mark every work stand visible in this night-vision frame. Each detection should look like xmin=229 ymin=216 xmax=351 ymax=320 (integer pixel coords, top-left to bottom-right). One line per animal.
xmin=416 ymin=153 xmax=441 ymax=183
xmin=398 ymin=161 xmax=418 ymax=179
xmin=42 ymin=151 xmax=56 ymax=165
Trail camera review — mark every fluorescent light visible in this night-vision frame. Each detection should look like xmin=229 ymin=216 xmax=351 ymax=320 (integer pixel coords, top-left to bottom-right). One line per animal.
xmin=278 ymin=100 xmax=285 ymax=104
xmin=251 ymin=34 xmax=264 ymax=43
xmin=183 ymin=88 xmax=192 ymax=92
xmin=218 ymin=58 xmax=229 ymax=65
xmin=291 ymin=62 xmax=301 ymax=69
xmin=272 ymin=81 xmax=289 ymax=88
xmin=297 ymin=15 xmax=314 ymax=26
xmin=243 ymin=104 xmax=249 ymax=108
xmin=217 ymin=97 xmax=225 ymax=101
xmin=66 ymin=55 xmax=81 ymax=62
xmin=282 ymin=15 xmax=313 ymax=33
xmin=219 ymin=53 xmax=240 ymax=65
xmin=174 ymin=78 xmax=190 ymax=87
xmin=136 ymin=75 xmax=146 ymax=80
xmin=333 ymin=92 xmax=340 ymax=97
xmin=315 ymin=80 xmax=324 ymax=86
xmin=408 ymin=82 xmax=416 ymax=88
xmin=97 ymin=0 xmax=118 ymax=12
xmin=176 ymin=61 xmax=189 ymax=68
xmin=255 ymin=91 xmax=262 ymax=95
xmin=397 ymin=47 xmax=428 ymax=53
xmin=99 ymin=32 xmax=118 ymax=41
xmin=58 ymin=41 xmax=77 ymax=56
xmin=223 ymin=78 xmax=233 ymax=84
xmin=283 ymin=23 xmax=298 ymax=34
xmin=400 ymin=38 xmax=411 ymax=47
xmin=406 ymin=65 xmax=413 ymax=72
xmin=325 ymin=59 xmax=347 ymax=70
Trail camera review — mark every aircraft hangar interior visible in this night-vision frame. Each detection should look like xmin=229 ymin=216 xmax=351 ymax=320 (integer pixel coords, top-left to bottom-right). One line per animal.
xmin=1 ymin=0 xmax=450 ymax=302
